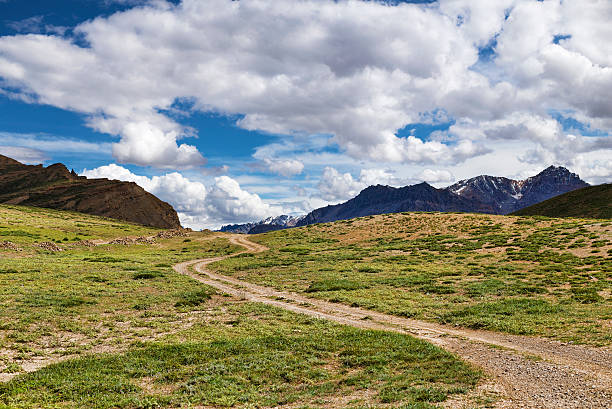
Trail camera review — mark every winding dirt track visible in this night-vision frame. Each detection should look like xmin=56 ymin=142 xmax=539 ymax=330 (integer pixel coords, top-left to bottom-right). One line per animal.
xmin=174 ymin=234 xmax=612 ymax=409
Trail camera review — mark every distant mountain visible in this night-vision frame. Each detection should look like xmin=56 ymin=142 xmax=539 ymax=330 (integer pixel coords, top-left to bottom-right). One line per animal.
xmin=297 ymin=166 xmax=589 ymax=227
xmin=296 ymin=182 xmax=492 ymax=226
xmin=219 ymin=166 xmax=591 ymax=233
xmin=0 ymin=155 xmax=181 ymax=229
xmin=512 ymin=184 xmax=611 ymax=219
xmin=219 ymin=215 xmax=304 ymax=234
xmin=449 ymin=166 xmax=589 ymax=214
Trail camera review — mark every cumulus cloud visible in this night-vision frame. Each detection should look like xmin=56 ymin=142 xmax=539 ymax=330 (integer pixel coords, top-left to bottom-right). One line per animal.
xmin=261 ymin=158 xmax=304 ymax=177
xmin=205 ymin=176 xmax=282 ymax=223
xmin=416 ymin=169 xmax=455 ymax=184
xmin=0 ymin=0 xmax=610 ymax=185
xmin=317 ymin=166 xmax=408 ymax=202
xmin=318 ymin=167 xmax=367 ymax=202
xmin=0 ymin=0 xmax=496 ymax=168
xmin=81 ymin=164 xmax=281 ymax=229
xmin=111 ymin=122 xmax=206 ymax=168
xmin=449 ymin=113 xmax=612 ymax=176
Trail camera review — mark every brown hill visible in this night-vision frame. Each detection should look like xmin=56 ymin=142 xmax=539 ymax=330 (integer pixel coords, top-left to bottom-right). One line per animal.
xmin=0 ymin=155 xmax=181 ymax=229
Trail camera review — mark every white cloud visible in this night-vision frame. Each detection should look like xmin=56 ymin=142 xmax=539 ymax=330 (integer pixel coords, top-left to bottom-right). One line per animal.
xmin=201 ymin=164 xmax=229 ymax=176
xmin=112 ymin=121 xmax=205 ymax=168
xmin=0 ymin=0 xmax=495 ymax=168
xmin=0 ymin=0 xmax=610 ymax=193
xmin=81 ymin=164 xmax=281 ymax=229
xmin=205 ymin=176 xmax=283 ymax=223
xmin=416 ymin=169 xmax=455 ymax=184
xmin=317 ymin=166 xmax=408 ymax=202
xmin=262 ymin=158 xmax=304 ymax=177
xmin=0 ymin=132 xmax=111 ymax=155
xmin=318 ymin=167 xmax=367 ymax=202
xmin=0 ymin=146 xmax=48 ymax=164
xmin=5 ymin=15 xmax=68 ymax=36
xmin=448 ymin=113 xmax=612 ymax=173
xmin=251 ymin=139 xmax=305 ymax=177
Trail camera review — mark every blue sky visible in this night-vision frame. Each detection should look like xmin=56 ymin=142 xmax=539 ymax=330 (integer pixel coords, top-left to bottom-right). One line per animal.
xmin=0 ymin=0 xmax=610 ymax=229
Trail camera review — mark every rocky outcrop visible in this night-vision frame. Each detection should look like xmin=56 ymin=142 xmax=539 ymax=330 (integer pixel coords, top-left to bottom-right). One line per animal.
xmin=0 ymin=155 xmax=181 ymax=229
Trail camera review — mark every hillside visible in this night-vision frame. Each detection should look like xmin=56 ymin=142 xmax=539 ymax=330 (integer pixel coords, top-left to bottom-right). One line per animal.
xmin=513 ymin=184 xmax=612 ymax=219
xmin=2 ymin=204 xmax=611 ymax=408
xmin=0 ymin=205 xmax=480 ymax=408
xmin=214 ymin=212 xmax=612 ymax=346
xmin=0 ymin=155 xmax=181 ymax=229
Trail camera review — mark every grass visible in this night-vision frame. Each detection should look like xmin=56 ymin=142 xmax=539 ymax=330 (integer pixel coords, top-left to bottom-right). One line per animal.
xmin=0 ymin=204 xmax=241 ymax=376
xmin=0 ymin=205 xmax=483 ymax=408
xmin=513 ymin=184 xmax=611 ymax=219
xmin=212 ymin=212 xmax=612 ymax=345
xmin=0 ymin=304 xmax=480 ymax=409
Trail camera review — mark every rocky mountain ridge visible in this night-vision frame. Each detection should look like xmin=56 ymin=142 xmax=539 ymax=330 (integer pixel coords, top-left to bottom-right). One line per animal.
xmin=220 ymin=214 xmax=304 ymax=234
xmin=448 ymin=166 xmax=588 ymax=214
xmin=0 ymin=155 xmax=181 ymax=229
xmin=222 ymin=166 xmax=589 ymax=233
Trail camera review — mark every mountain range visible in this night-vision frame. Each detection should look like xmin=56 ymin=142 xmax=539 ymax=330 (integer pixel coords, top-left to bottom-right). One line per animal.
xmin=221 ymin=166 xmax=589 ymax=233
xmin=0 ymin=155 xmax=181 ymax=229
xmin=0 ymin=153 xmax=595 ymax=232
xmin=219 ymin=215 xmax=304 ymax=234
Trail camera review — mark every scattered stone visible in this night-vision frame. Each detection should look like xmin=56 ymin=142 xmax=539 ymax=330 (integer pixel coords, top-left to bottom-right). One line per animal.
xmin=35 ymin=242 xmax=63 ymax=252
xmin=109 ymin=236 xmax=156 ymax=245
xmin=109 ymin=238 xmax=134 ymax=245
xmin=135 ymin=236 xmax=156 ymax=245
xmin=72 ymin=240 xmax=96 ymax=247
xmin=0 ymin=241 xmax=21 ymax=251
xmin=154 ymin=229 xmax=189 ymax=239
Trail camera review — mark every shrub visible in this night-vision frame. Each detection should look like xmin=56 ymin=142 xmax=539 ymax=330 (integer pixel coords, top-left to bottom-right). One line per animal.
xmin=175 ymin=288 xmax=216 ymax=307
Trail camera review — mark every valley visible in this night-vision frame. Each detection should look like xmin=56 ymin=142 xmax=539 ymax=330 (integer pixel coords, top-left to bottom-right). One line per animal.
xmin=0 ymin=205 xmax=480 ymax=408
xmin=1 ymin=204 xmax=610 ymax=408
xmin=1 ymin=1 xmax=611 ymax=408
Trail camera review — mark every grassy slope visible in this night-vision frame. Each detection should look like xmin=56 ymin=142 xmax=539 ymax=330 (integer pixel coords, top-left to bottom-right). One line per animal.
xmin=0 ymin=205 xmax=481 ymax=408
xmin=213 ymin=212 xmax=612 ymax=345
xmin=0 ymin=204 xmax=156 ymax=243
xmin=513 ymin=184 xmax=612 ymax=219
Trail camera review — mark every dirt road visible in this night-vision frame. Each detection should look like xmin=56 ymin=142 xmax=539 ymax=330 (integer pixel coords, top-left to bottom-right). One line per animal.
xmin=174 ymin=234 xmax=612 ymax=409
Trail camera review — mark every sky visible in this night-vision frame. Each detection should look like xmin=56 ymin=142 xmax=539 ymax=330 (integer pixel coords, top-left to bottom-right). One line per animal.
xmin=0 ymin=0 xmax=610 ymax=230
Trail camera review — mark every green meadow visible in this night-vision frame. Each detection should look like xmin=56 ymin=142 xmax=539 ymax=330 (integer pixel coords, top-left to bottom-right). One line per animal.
xmin=212 ymin=212 xmax=612 ymax=346
xmin=0 ymin=205 xmax=483 ymax=408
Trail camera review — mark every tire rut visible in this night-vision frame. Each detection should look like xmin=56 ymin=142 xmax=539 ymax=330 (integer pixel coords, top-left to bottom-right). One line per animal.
xmin=174 ymin=234 xmax=612 ymax=409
